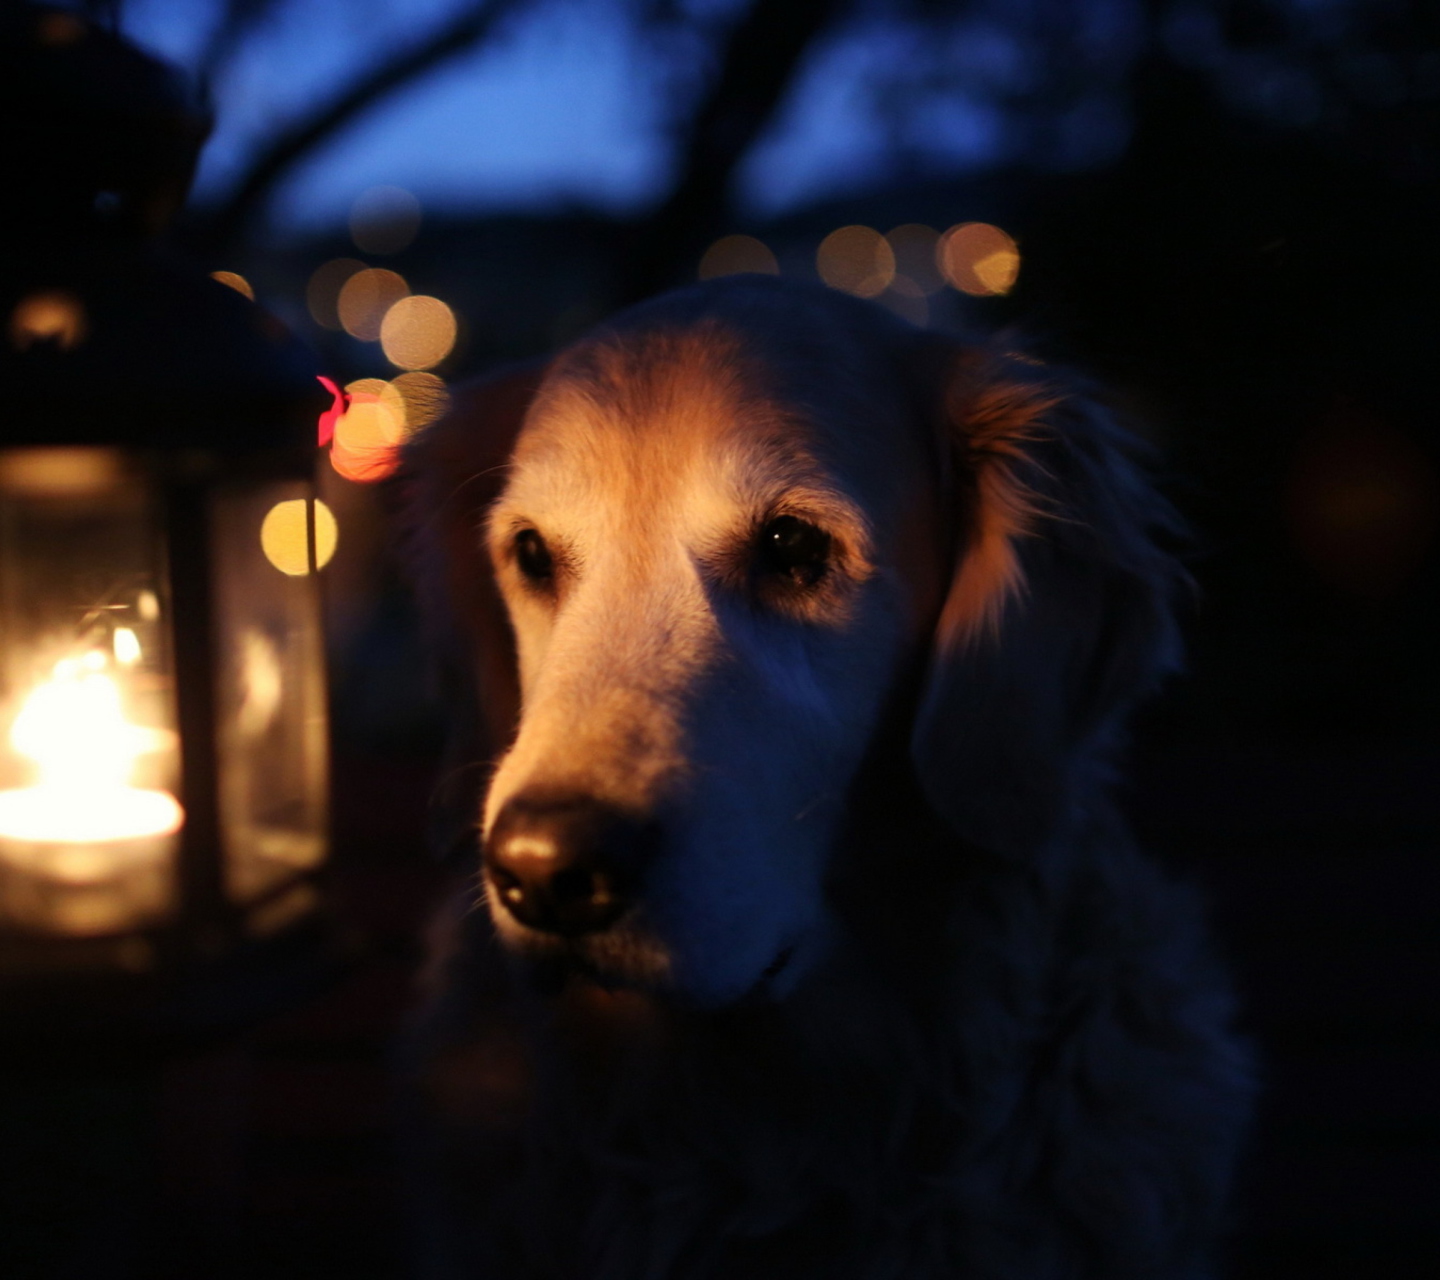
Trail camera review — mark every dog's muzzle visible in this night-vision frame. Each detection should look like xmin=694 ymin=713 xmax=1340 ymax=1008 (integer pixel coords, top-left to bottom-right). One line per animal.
xmin=483 ymin=792 xmax=659 ymax=937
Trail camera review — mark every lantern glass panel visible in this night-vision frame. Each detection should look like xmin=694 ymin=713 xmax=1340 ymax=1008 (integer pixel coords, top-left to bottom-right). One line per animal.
xmin=0 ymin=449 xmax=182 ymax=936
xmin=211 ymin=481 xmax=328 ymax=903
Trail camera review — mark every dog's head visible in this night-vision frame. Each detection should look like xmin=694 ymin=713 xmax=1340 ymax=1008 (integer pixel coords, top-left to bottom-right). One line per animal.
xmin=405 ymin=277 xmax=1182 ymax=1006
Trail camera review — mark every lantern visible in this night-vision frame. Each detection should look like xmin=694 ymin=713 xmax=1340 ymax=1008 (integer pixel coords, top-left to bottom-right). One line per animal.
xmin=0 ymin=8 xmax=331 ymax=999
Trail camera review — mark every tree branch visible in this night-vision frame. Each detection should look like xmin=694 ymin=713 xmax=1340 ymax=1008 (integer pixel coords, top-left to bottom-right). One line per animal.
xmin=195 ymin=0 xmax=285 ymax=93
xmin=191 ymin=0 xmax=528 ymax=254
xmin=620 ymin=0 xmax=851 ymax=302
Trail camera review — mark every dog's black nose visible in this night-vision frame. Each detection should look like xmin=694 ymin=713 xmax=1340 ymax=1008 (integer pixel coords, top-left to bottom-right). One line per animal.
xmin=483 ymin=793 xmax=656 ymax=936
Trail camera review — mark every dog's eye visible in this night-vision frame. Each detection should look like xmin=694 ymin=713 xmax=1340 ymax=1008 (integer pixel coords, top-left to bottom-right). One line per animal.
xmin=757 ymin=515 xmax=831 ymax=588
xmin=514 ymin=528 xmax=554 ymax=582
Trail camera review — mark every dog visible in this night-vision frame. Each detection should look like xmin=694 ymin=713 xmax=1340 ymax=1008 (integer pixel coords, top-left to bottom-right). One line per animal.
xmin=399 ymin=276 xmax=1253 ymax=1279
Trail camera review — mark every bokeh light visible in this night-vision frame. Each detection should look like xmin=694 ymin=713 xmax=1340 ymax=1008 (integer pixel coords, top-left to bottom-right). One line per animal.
xmin=350 ymin=185 xmax=423 ymax=255
xmin=260 ymin=499 xmax=338 ymax=576
xmin=391 ymin=371 xmax=451 ymax=430
xmin=331 ymin=381 xmax=407 ymax=483
xmin=816 ymin=226 xmax=895 ymax=298
xmin=306 ymin=258 xmax=367 ymax=330
xmin=331 ymin=410 xmax=402 ymax=482
xmin=885 ymin=225 xmax=943 ymax=294
xmin=337 ymin=268 xmax=410 ymax=342
xmin=938 ymin=223 xmax=1021 ymax=296
xmin=698 ymin=235 xmax=780 ymax=280
xmin=210 ymin=271 xmax=255 ymax=300
xmin=112 ymin=627 xmax=141 ymax=665
xmin=379 ymin=294 xmax=457 ymax=370
xmin=9 ymin=291 xmax=86 ymax=350
xmin=345 ymin=377 xmax=408 ymax=425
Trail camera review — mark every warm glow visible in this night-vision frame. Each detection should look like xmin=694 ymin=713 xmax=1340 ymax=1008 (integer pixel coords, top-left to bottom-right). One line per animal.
xmin=938 ymin=223 xmax=1021 ymax=296
xmin=345 ymin=377 xmax=407 ymax=424
xmin=306 ymin=258 xmax=367 ymax=330
xmin=113 ymin=627 xmax=141 ymax=665
xmin=886 ymin=225 xmax=943 ymax=294
xmin=210 ymin=271 xmax=255 ymax=300
xmin=0 ymin=448 xmax=125 ymax=496
xmin=9 ymin=291 xmax=86 ymax=351
xmin=380 ymin=295 xmax=457 ymax=370
xmin=331 ymin=415 xmax=402 ymax=481
xmin=338 ymin=268 xmax=410 ymax=341
xmin=238 ymin=631 xmax=283 ymax=738
xmin=698 ymin=235 xmax=780 ymax=280
xmin=0 ymin=659 xmax=183 ymax=845
xmin=259 ymin=498 xmax=338 ymax=575
xmin=392 ymin=371 xmax=450 ymax=430
xmin=350 ymin=185 xmax=422 ymax=255
xmin=816 ymin=226 xmax=896 ymax=298
xmin=331 ymin=381 xmax=407 ymax=482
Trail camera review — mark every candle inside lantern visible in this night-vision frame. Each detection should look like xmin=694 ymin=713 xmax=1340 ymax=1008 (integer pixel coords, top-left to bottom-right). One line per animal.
xmin=0 ymin=651 xmax=183 ymax=861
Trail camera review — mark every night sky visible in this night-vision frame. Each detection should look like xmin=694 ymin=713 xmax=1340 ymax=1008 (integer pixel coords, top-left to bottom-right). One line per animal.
xmin=122 ymin=0 xmax=1018 ymax=231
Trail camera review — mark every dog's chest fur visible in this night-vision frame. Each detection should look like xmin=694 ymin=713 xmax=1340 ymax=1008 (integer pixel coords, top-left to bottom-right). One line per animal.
xmin=411 ymin=793 xmax=1246 ymax=1280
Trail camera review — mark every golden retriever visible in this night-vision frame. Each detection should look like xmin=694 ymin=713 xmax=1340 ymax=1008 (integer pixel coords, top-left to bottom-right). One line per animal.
xmin=400 ymin=276 xmax=1252 ymax=1279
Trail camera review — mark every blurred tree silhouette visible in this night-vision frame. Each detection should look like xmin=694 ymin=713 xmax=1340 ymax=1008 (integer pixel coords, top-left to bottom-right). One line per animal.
xmin=52 ymin=0 xmax=1431 ymax=744
xmin=73 ymin=0 xmax=1434 ymax=310
xmin=192 ymin=0 xmax=538 ymax=253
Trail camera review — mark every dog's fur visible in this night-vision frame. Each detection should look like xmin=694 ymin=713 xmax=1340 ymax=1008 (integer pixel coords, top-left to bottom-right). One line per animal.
xmin=401 ymin=277 xmax=1253 ymax=1279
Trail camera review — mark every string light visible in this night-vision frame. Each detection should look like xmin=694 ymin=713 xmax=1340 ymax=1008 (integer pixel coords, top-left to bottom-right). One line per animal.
xmin=816 ymin=226 xmax=895 ymax=298
xmin=937 ymin=223 xmax=1020 ymax=296
xmin=698 ymin=235 xmax=779 ymax=280
xmin=259 ymin=499 xmax=338 ymax=576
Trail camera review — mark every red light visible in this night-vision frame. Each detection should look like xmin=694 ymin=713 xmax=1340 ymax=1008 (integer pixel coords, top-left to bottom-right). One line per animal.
xmin=317 ymin=375 xmax=347 ymax=446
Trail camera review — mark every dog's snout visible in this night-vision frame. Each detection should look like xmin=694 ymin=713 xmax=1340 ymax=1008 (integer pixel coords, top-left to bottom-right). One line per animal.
xmin=484 ymin=793 xmax=657 ymax=936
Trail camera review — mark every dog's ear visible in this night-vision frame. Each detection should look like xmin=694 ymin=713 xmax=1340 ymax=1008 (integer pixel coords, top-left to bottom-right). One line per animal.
xmin=908 ymin=346 xmax=1185 ymax=859
xmin=399 ymin=362 xmax=546 ymax=861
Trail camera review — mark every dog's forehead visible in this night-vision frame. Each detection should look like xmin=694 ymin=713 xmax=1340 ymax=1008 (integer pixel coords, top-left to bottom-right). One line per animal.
xmin=504 ymin=318 xmax=922 ymax=527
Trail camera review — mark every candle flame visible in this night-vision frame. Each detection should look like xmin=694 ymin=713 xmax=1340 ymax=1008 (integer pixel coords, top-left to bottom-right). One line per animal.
xmin=0 ymin=657 xmax=183 ymax=845
xmin=113 ymin=627 xmax=142 ymax=665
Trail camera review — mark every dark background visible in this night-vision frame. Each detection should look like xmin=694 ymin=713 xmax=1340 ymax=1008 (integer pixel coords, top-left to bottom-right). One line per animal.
xmin=2 ymin=0 xmax=1437 ymax=1276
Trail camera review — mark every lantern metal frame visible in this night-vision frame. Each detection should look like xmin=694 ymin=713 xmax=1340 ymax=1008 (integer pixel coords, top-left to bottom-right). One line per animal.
xmin=0 ymin=5 xmax=336 ymax=1035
